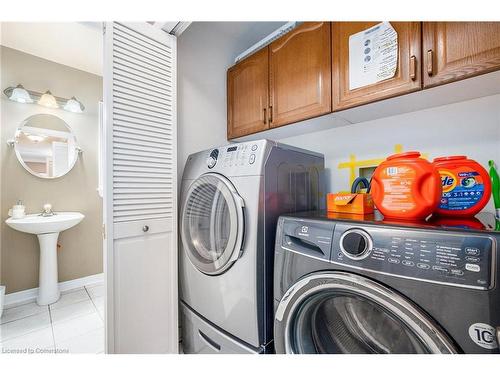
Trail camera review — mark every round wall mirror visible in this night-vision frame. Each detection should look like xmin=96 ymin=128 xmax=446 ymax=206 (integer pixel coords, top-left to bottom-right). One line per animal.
xmin=13 ymin=114 xmax=79 ymax=179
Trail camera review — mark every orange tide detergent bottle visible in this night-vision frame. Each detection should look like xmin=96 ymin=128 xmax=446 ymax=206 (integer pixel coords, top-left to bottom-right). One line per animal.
xmin=371 ymin=152 xmax=441 ymax=220
xmin=432 ymin=156 xmax=491 ymax=217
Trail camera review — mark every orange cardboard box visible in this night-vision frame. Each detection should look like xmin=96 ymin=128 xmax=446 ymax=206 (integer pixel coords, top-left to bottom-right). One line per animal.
xmin=327 ymin=193 xmax=374 ymax=215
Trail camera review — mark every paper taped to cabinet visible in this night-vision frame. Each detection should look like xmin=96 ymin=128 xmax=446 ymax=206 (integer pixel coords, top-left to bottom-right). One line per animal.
xmin=349 ymin=22 xmax=398 ymax=90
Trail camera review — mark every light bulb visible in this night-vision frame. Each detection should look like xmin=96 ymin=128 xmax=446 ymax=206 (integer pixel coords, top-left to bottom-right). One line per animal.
xmin=63 ymin=96 xmax=84 ymax=113
xmin=38 ymin=90 xmax=58 ymax=108
xmin=8 ymin=84 xmax=33 ymax=103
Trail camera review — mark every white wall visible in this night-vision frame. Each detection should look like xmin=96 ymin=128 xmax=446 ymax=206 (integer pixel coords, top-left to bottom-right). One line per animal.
xmin=177 ymin=22 xmax=500 ymax=214
xmin=177 ymin=22 xmax=285 ymax=180
xmin=279 ymin=94 xmax=500 ymax=213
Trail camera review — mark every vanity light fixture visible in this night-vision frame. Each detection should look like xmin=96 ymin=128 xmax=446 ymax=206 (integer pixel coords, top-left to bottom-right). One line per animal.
xmin=38 ymin=90 xmax=59 ymax=108
xmin=2 ymin=84 xmax=85 ymax=113
xmin=4 ymin=84 xmax=33 ymax=103
xmin=63 ymin=96 xmax=84 ymax=113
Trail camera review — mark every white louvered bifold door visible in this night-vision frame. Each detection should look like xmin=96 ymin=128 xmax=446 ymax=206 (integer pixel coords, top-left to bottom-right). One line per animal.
xmin=103 ymin=22 xmax=178 ymax=354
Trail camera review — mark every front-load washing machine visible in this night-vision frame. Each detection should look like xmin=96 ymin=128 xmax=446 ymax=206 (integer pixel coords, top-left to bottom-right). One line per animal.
xmin=274 ymin=211 xmax=500 ymax=354
xmin=179 ymin=140 xmax=324 ymax=353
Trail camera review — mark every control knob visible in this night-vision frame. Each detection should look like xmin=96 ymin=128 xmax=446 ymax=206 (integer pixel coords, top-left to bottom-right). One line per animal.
xmin=207 ymin=156 xmax=217 ymax=169
xmin=340 ymin=229 xmax=373 ymax=260
xmin=207 ymin=149 xmax=219 ymax=169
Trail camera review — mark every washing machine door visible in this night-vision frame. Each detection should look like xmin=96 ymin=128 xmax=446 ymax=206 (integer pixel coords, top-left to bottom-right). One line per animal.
xmin=274 ymin=272 xmax=458 ymax=354
xmin=181 ymin=173 xmax=245 ymax=275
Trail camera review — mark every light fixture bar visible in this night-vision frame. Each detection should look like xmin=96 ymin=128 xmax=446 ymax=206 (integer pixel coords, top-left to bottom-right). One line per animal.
xmin=3 ymin=85 xmax=85 ymax=112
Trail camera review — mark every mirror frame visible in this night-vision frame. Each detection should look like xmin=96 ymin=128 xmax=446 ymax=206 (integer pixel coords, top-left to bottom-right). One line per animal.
xmin=13 ymin=114 xmax=80 ymax=179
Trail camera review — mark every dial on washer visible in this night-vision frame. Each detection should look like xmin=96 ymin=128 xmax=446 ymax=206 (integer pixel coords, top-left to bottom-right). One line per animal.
xmin=340 ymin=230 xmax=372 ymax=259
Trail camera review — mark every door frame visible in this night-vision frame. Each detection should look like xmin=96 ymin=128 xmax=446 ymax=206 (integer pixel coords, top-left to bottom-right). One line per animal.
xmin=102 ymin=21 xmax=114 ymax=353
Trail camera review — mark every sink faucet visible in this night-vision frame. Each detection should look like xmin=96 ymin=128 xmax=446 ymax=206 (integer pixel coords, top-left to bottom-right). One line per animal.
xmin=40 ymin=203 xmax=55 ymax=217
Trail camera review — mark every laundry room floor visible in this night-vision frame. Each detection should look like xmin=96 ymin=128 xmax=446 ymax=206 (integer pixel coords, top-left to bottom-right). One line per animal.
xmin=0 ymin=282 xmax=105 ymax=354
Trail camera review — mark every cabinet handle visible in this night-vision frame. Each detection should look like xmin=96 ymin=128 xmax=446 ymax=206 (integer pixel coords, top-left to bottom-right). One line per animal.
xmin=269 ymin=105 xmax=273 ymax=123
xmin=410 ymin=55 xmax=417 ymax=81
xmin=142 ymin=225 xmax=149 ymax=232
xmin=427 ymin=50 xmax=434 ymax=76
xmin=263 ymin=107 xmax=267 ymax=124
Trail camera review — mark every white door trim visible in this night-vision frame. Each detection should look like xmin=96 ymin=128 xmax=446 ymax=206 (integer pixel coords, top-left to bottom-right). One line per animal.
xmin=103 ymin=21 xmax=114 ymax=353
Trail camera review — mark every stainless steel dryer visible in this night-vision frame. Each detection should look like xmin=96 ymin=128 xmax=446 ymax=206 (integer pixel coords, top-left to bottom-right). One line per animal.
xmin=180 ymin=140 xmax=324 ymax=353
xmin=274 ymin=211 xmax=500 ymax=354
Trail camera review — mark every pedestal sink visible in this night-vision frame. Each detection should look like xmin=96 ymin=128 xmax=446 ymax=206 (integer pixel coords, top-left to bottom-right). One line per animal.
xmin=5 ymin=212 xmax=85 ymax=305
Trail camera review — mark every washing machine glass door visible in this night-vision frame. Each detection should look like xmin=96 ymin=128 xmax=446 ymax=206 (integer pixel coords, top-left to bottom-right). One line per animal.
xmin=181 ymin=173 xmax=245 ymax=275
xmin=274 ymin=272 xmax=458 ymax=354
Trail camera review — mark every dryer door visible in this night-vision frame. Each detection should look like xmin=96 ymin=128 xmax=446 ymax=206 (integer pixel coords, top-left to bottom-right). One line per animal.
xmin=181 ymin=173 xmax=245 ymax=275
xmin=274 ymin=272 xmax=459 ymax=354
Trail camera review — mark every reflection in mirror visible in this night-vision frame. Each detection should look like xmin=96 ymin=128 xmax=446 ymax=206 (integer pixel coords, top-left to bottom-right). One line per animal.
xmin=14 ymin=114 xmax=79 ymax=179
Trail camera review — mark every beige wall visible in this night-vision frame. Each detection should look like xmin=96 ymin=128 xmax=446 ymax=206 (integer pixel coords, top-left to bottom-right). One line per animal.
xmin=0 ymin=46 xmax=103 ymax=293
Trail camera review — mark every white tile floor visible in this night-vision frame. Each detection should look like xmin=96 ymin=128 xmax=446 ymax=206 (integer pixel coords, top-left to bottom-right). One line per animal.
xmin=0 ymin=282 xmax=104 ymax=354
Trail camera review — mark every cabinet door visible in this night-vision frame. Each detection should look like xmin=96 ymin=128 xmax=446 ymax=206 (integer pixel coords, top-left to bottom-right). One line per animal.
xmin=423 ymin=22 xmax=500 ymax=88
xmin=269 ymin=22 xmax=331 ymax=128
xmin=227 ymin=47 xmax=269 ymax=139
xmin=332 ymin=22 xmax=421 ymax=111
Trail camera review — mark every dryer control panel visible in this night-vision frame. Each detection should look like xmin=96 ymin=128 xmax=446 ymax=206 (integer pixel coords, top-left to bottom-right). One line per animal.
xmin=220 ymin=143 xmax=259 ymax=168
xmin=204 ymin=140 xmax=266 ymax=174
xmin=332 ymin=223 xmax=495 ymax=290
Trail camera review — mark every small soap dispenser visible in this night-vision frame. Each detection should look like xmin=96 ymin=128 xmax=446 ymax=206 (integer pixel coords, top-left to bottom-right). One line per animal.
xmin=9 ymin=200 xmax=26 ymax=219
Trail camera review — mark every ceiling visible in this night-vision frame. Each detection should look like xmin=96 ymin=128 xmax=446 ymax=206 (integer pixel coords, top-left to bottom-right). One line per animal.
xmin=1 ymin=22 xmax=103 ymax=76
xmin=178 ymin=22 xmax=287 ymax=62
xmin=1 ymin=22 xmax=278 ymax=77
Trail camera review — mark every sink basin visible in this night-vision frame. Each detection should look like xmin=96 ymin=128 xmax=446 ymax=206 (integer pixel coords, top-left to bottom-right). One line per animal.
xmin=5 ymin=211 xmax=85 ymax=305
xmin=6 ymin=212 xmax=84 ymax=235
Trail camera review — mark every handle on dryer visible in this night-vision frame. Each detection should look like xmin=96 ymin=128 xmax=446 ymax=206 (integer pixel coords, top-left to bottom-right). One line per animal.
xmin=228 ymin=193 xmax=246 ymax=263
xmin=496 ymin=327 xmax=500 ymax=347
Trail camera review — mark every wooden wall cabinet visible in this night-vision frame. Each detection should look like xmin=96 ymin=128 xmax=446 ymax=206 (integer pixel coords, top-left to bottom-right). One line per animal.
xmin=227 ymin=21 xmax=500 ymax=139
xmin=332 ymin=22 xmax=422 ymax=111
xmin=268 ymin=22 xmax=332 ymax=128
xmin=423 ymin=22 xmax=500 ymax=88
xmin=227 ymin=47 xmax=269 ymax=139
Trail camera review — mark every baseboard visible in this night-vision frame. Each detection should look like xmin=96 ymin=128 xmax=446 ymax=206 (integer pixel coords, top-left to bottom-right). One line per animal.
xmin=4 ymin=273 xmax=104 ymax=308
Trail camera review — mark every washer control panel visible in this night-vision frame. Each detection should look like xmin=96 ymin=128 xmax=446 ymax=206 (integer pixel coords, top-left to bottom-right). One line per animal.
xmin=332 ymin=223 xmax=495 ymax=290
